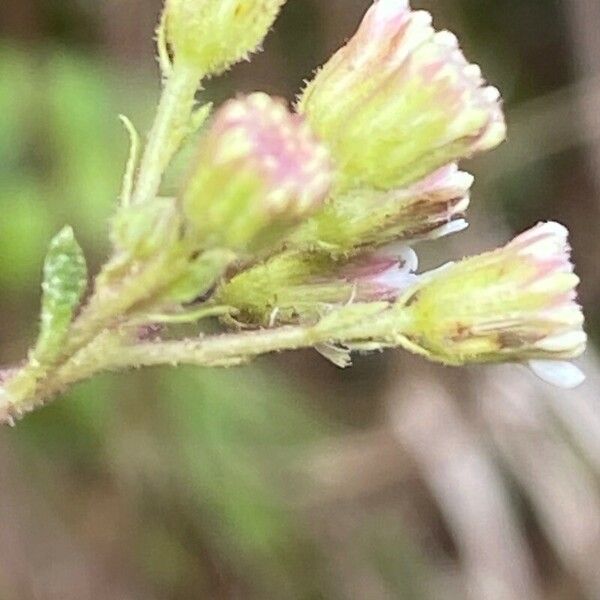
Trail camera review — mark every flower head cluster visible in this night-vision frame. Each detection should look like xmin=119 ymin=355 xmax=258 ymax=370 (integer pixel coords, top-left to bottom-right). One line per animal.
xmin=209 ymin=0 xmax=585 ymax=385
xmin=3 ymin=0 xmax=586 ymax=427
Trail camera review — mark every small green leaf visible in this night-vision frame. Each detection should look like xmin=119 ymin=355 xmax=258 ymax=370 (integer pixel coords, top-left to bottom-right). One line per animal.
xmin=161 ymin=249 xmax=236 ymax=304
xmin=33 ymin=226 xmax=88 ymax=364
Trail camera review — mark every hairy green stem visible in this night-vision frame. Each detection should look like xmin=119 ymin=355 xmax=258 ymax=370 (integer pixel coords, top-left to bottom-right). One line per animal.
xmin=0 ymin=59 xmax=210 ymax=424
xmin=0 ymin=331 xmax=125 ymax=423
xmin=0 ymin=325 xmax=316 ymax=423
xmin=141 ymin=305 xmax=238 ymax=325
xmin=63 ymin=253 xmax=182 ymax=355
xmin=0 ymin=244 xmax=236 ymax=421
xmin=0 ymin=243 xmax=235 ymax=422
xmin=0 ymin=305 xmax=420 ymax=424
xmin=63 ymin=306 xmax=416 ymax=379
xmin=112 ymin=327 xmax=319 ymax=369
xmin=59 ymin=59 xmax=206 ymax=357
xmin=131 ymin=63 xmax=202 ymax=206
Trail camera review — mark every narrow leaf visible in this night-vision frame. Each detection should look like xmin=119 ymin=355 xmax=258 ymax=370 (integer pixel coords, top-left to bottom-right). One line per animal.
xmin=33 ymin=226 xmax=88 ymax=363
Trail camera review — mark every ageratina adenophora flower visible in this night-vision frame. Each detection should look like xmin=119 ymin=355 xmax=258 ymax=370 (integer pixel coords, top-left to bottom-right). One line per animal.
xmin=217 ymin=246 xmax=418 ymax=326
xmin=298 ymin=0 xmax=506 ymax=192
xmin=182 ymin=93 xmax=332 ymax=254
xmin=294 ymin=162 xmax=473 ymax=253
xmin=165 ymin=0 xmax=286 ymax=75
xmin=396 ymin=222 xmax=587 ymax=387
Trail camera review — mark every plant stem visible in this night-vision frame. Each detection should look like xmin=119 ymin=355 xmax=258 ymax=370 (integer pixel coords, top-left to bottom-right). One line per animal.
xmin=60 ymin=61 xmax=205 ymax=356
xmin=141 ymin=305 xmax=238 ymax=324
xmin=114 ymin=326 xmax=319 ymax=368
xmin=0 ymin=252 xmax=185 ymax=422
xmin=0 ymin=331 xmax=126 ymax=423
xmin=60 ymin=308 xmax=414 ymax=388
xmin=0 ymin=306 xmax=419 ymax=424
xmin=0 ymin=60 xmax=208 ymax=424
xmin=0 ymin=326 xmax=316 ymax=423
xmin=64 ymin=251 xmax=186 ymax=357
xmin=131 ymin=63 xmax=202 ymax=206
xmin=0 ymin=363 xmax=46 ymax=425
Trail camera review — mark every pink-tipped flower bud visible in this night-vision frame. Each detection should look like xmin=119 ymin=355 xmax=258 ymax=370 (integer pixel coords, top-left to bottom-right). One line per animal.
xmin=298 ymin=0 xmax=506 ymax=192
xmin=337 ymin=246 xmax=419 ymax=302
xmin=182 ymin=93 xmax=333 ymax=253
xmin=294 ymin=162 xmax=473 ymax=253
xmin=217 ymin=245 xmax=418 ymax=326
xmin=398 ymin=222 xmax=586 ymax=385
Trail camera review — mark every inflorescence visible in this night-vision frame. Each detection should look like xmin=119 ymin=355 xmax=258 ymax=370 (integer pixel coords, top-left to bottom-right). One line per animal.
xmin=0 ymin=0 xmax=587 ymax=424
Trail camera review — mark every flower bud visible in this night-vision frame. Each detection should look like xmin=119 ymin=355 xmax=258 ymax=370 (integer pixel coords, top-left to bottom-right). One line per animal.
xmin=182 ymin=93 xmax=332 ymax=254
xmin=339 ymin=246 xmax=419 ymax=301
xmin=298 ymin=0 xmax=506 ymax=191
xmin=397 ymin=222 xmax=586 ymax=383
xmin=294 ymin=162 xmax=472 ymax=253
xmin=111 ymin=198 xmax=181 ymax=259
xmin=164 ymin=0 xmax=285 ymax=75
xmin=217 ymin=246 xmax=418 ymax=326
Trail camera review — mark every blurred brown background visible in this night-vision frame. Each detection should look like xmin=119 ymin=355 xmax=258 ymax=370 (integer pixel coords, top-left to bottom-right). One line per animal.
xmin=1 ymin=1 xmax=599 ymax=598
